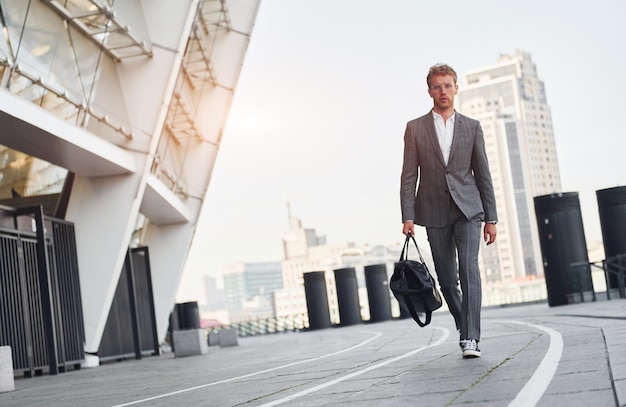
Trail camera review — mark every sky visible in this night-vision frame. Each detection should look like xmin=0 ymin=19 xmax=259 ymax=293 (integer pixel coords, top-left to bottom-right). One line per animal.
xmin=177 ymin=0 xmax=626 ymax=302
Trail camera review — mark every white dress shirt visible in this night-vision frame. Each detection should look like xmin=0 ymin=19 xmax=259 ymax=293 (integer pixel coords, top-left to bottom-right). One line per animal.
xmin=432 ymin=111 xmax=455 ymax=165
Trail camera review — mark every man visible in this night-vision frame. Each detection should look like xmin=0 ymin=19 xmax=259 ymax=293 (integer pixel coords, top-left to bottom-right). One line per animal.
xmin=400 ymin=63 xmax=497 ymax=358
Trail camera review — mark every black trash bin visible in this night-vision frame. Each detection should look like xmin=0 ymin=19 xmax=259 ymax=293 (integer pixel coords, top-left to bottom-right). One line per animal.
xmin=177 ymin=301 xmax=200 ymax=330
xmin=168 ymin=301 xmax=200 ymax=352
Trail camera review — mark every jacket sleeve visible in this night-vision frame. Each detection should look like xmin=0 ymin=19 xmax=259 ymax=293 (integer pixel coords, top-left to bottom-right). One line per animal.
xmin=400 ymin=122 xmax=419 ymax=222
xmin=471 ymin=122 xmax=498 ymax=223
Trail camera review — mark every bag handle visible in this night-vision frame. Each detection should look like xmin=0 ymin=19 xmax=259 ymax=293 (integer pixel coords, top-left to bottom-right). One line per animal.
xmin=399 ymin=232 xmax=426 ymax=265
xmin=403 ymin=294 xmax=432 ymax=327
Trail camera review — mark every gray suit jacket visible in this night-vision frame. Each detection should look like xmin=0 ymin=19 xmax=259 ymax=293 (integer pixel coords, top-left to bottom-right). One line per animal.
xmin=400 ymin=110 xmax=497 ymax=228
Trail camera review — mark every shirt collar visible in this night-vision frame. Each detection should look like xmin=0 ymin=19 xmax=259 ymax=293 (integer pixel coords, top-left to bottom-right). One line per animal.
xmin=432 ymin=110 xmax=456 ymax=123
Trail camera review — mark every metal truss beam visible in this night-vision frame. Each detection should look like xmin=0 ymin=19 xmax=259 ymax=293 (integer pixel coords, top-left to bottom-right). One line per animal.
xmin=41 ymin=0 xmax=153 ymax=62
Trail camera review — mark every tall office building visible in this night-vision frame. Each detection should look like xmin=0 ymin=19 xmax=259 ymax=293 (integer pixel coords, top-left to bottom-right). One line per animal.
xmin=203 ymin=275 xmax=226 ymax=311
xmin=0 ymin=0 xmax=260 ymax=366
xmin=457 ymin=51 xmax=561 ymax=283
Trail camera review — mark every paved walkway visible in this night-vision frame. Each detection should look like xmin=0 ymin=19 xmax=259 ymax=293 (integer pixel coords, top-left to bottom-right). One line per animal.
xmin=1 ymin=298 xmax=625 ymax=406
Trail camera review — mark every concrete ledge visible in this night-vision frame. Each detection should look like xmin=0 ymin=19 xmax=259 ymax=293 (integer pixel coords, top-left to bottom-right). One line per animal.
xmin=81 ymin=354 xmax=100 ymax=368
xmin=207 ymin=331 xmax=220 ymax=347
xmin=218 ymin=329 xmax=239 ymax=348
xmin=173 ymin=329 xmax=208 ymax=358
xmin=0 ymin=346 xmax=15 ymax=393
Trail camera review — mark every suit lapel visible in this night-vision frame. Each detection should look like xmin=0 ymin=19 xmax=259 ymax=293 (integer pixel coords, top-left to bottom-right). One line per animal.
xmin=448 ymin=111 xmax=463 ymax=164
xmin=426 ymin=111 xmax=446 ymax=167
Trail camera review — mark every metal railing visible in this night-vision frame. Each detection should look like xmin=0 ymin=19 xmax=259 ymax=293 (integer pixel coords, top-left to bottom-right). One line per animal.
xmin=209 ymin=314 xmax=310 ymax=338
xmin=603 ymin=254 xmax=626 ymax=299
xmin=568 ymin=261 xmax=596 ymax=303
xmin=569 ymin=255 xmax=626 ymax=302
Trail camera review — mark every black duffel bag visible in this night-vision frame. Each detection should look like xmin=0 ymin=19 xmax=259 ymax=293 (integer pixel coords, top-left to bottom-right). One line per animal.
xmin=390 ymin=233 xmax=442 ymax=327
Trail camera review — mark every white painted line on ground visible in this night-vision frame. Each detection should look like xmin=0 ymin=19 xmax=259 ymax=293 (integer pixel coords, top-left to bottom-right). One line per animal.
xmin=497 ymin=320 xmax=564 ymax=407
xmin=258 ymin=326 xmax=450 ymax=407
xmin=112 ymin=331 xmax=383 ymax=407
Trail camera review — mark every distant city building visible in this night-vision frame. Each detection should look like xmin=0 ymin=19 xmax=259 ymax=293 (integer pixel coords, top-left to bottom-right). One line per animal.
xmin=275 ymin=213 xmax=405 ymax=322
xmin=457 ymin=51 xmax=562 ymax=283
xmin=223 ymin=261 xmax=283 ymax=320
xmin=282 ymin=204 xmax=327 ymax=258
xmin=279 ymin=235 xmax=353 ymax=324
xmin=203 ymin=275 xmax=226 ymax=311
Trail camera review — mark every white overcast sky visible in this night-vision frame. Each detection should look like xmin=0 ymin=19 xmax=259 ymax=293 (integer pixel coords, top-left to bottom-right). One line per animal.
xmin=178 ymin=0 xmax=626 ymax=302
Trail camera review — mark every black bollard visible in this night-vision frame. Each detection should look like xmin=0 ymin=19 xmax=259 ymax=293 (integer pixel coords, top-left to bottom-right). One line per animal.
xmin=333 ymin=267 xmax=362 ymax=326
xmin=596 ymin=186 xmax=626 ymax=290
xmin=303 ymin=271 xmax=331 ymax=330
xmin=364 ymin=264 xmax=392 ymax=322
xmin=534 ymin=192 xmax=591 ymax=306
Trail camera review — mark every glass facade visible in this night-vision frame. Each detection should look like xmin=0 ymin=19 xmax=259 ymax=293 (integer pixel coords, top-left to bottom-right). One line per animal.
xmin=0 ymin=0 xmax=142 ymax=199
xmin=0 ymin=0 xmax=232 ymax=204
xmin=505 ymin=121 xmax=537 ymax=276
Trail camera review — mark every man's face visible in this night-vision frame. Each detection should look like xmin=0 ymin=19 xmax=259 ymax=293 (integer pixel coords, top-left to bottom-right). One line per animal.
xmin=428 ymin=74 xmax=458 ymax=111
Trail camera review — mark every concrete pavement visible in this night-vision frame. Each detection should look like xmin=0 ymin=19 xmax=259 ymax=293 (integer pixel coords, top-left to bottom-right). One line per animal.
xmin=1 ymin=298 xmax=625 ymax=406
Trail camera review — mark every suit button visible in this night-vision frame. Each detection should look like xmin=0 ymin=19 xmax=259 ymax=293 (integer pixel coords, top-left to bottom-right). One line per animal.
xmin=444 ymin=190 xmax=449 ymax=193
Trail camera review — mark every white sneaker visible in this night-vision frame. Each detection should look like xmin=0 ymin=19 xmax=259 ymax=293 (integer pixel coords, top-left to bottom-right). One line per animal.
xmin=462 ymin=339 xmax=481 ymax=358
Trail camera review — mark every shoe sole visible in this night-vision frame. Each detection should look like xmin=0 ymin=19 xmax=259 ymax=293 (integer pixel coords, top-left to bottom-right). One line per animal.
xmin=463 ymin=350 xmax=481 ymax=358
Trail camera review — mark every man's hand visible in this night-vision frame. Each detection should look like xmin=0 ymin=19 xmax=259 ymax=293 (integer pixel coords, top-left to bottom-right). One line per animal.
xmin=484 ymin=223 xmax=497 ymax=245
xmin=402 ymin=220 xmax=415 ymax=236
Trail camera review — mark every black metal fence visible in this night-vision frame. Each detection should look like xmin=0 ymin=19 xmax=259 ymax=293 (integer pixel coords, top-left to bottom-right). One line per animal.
xmin=0 ymin=205 xmax=84 ymax=376
xmin=98 ymin=247 xmax=160 ymax=362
